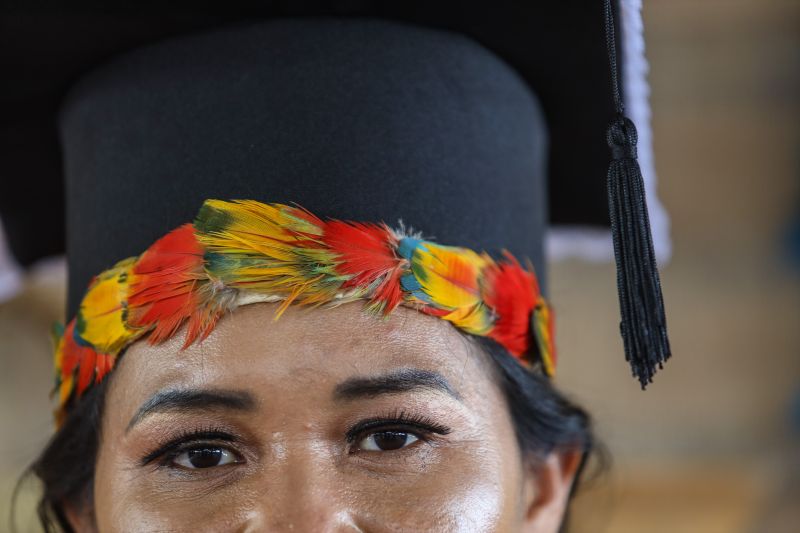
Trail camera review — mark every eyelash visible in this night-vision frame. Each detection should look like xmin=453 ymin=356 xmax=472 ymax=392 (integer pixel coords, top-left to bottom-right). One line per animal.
xmin=140 ymin=411 xmax=453 ymax=468
xmin=344 ymin=409 xmax=452 ymax=448
xmin=140 ymin=427 xmax=237 ymax=467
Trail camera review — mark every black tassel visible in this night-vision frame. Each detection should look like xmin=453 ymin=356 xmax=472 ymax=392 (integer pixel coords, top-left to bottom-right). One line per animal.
xmin=604 ymin=0 xmax=671 ymax=387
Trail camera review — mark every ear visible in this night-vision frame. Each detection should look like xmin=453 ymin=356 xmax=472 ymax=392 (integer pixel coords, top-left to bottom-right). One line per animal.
xmin=520 ymin=449 xmax=584 ymax=533
xmin=63 ymin=499 xmax=97 ymax=533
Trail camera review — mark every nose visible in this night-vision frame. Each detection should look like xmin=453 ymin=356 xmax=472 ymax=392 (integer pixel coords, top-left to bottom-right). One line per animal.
xmin=249 ymin=442 xmax=363 ymax=533
xmin=244 ymin=508 xmax=361 ymax=533
xmin=264 ymin=487 xmax=363 ymax=532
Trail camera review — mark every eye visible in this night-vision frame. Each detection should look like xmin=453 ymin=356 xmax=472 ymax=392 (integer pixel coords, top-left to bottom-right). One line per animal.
xmin=357 ymin=430 xmax=420 ymax=452
xmin=172 ymin=446 xmax=240 ymax=469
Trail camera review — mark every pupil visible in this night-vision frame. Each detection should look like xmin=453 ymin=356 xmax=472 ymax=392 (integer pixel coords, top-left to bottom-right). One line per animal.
xmin=374 ymin=431 xmax=408 ymax=451
xmin=188 ymin=447 xmax=222 ymax=468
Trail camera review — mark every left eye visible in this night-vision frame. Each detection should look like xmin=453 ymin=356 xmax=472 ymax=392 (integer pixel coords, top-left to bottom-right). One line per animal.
xmin=357 ymin=431 xmax=420 ymax=452
xmin=173 ymin=446 xmax=239 ymax=469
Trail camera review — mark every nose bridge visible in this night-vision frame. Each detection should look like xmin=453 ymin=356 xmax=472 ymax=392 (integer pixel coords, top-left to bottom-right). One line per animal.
xmin=260 ymin=436 xmax=357 ymax=532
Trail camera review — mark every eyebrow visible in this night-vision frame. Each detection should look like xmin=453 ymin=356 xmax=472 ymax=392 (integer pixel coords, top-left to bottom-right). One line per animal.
xmin=126 ymin=389 xmax=257 ymax=433
xmin=333 ymin=368 xmax=461 ymax=402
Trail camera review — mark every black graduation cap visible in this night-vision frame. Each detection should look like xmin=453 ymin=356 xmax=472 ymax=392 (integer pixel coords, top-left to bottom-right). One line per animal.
xmin=0 ymin=1 xmax=670 ymax=385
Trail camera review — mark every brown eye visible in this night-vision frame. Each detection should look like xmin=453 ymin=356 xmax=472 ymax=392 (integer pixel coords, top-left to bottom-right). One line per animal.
xmin=173 ymin=446 xmax=238 ymax=469
xmin=358 ymin=431 xmax=419 ymax=452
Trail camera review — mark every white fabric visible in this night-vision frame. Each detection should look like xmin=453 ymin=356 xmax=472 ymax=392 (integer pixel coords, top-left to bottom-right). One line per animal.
xmin=0 ymin=218 xmax=23 ymax=303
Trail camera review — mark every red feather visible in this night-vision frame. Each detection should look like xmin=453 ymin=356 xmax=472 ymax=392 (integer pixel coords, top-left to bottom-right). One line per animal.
xmin=323 ymin=220 xmax=405 ymax=312
xmin=59 ymin=320 xmax=81 ymax=382
xmin=61 ymin=321 xmax=105 ymax=397
xmin=482 ymin=254 xmax=539 ymax=358
xmin=95 ymin=353 xmax=115 ymax=384
xmin=183 ymin=300 xmax=226 ymax=347
xmin=419 ymin=306 xmax=451 ymax=318
xmin=371 ymin=267 xmax=406 ymax=313
xmin=128 ymin=224 xmax=205 ymax=344
xmin=287 ymin=204 xmax=326 ymax=228
xmin=75 ymin=347 xmax=97 ymax=396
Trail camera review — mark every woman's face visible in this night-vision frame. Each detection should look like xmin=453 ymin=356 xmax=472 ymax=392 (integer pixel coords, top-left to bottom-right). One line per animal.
xmin=86 ymin=302 xmax=578 ymax=532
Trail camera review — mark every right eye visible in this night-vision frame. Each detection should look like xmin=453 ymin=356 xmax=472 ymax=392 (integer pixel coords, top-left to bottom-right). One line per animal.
xmin=172 ymin=446 xmax=240 ymax=469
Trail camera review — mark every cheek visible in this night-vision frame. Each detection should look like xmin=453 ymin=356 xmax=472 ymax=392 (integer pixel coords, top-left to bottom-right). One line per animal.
xmin=374 ymin=449 xmax=520 ymax=532
xmin=436 ymin=440 xmax=524 ymax=532
xmin=94 ymin=452 xmax=257 ymax=532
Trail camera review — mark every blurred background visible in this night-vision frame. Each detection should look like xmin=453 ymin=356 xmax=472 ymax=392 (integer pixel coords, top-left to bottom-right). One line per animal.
xmin=560 ymin=1 xmax=800 ymax=531
xmin=1 ymin=1 xmax=798 ymax=532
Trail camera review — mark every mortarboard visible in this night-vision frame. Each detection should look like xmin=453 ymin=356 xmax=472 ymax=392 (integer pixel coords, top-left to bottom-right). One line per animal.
xmin=0 ymin=2 xmax=669 ymax=265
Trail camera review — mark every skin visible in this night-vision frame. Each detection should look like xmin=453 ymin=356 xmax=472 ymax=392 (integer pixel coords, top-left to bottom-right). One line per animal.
xmin=72 ymin=302 xmax=580 ymax=532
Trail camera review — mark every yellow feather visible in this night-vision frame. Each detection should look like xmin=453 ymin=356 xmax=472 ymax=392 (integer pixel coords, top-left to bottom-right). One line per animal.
xmin=58 ymin=374 xmax=74 ymax=406
xmin=441 ymin=304 xmax=492 ymax=335
xmin=198 ymin=200 xmax=322 ymax=262
xmin=196 ymin=200 xmax=345 ymax=307
xmin=413 ymin=243 xmax=488 ymax=310
xmin=51 ymin=327 xmax=65 ymax=375
xmin=534 ymin=303 xmax=556 ymax=377
xmin=78 ymin=257 xmax=138 ymax=353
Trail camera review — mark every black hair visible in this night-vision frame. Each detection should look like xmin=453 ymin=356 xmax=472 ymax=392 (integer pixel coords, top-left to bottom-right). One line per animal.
xmin=27 ymin=379 xmax=109 ymax=532
xmin=475 ymin=336 xmax=595 ymax=460
xmin=25 ymin=337 xmax=597 ymax=532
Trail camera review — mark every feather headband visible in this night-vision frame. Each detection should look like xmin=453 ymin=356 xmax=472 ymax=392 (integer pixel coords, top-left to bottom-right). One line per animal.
xmin=53 ymin=199 xmax=555 ymax=425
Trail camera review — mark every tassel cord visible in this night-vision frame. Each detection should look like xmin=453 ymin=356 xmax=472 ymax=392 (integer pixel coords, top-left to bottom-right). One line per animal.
xmin=604 ymin=0 xmax=671 ymax=387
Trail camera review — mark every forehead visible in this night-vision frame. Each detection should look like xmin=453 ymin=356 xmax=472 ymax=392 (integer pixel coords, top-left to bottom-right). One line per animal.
xmin=112 ymin=302 xmax=488 ymax=405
